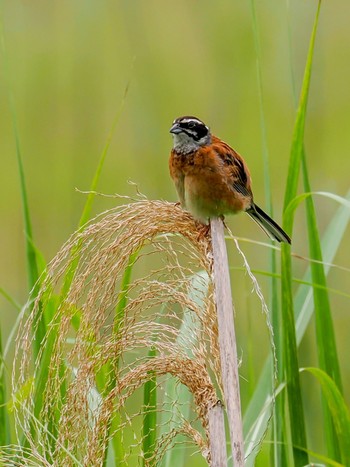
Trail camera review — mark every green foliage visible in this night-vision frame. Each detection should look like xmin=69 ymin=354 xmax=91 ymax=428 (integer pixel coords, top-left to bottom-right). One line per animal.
xmin=280 ymin=3 xmax=321 ymax=464
xmin=142 ymin=346 xmax=157 ymax=466
xmin=1 ymin=1 xmax=349 ymax=466
xmin=0 ymin=328 xmax=10 ymax=446
xmin=302 ymin=174 xmax=343 ymax=459
xmin=301 ymin=368 xmax=350 ymax=465
xmin=243 ymin=190 xmax=350 ymax=465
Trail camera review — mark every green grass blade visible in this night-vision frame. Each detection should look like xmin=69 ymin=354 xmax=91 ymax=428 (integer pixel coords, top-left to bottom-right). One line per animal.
xmin=0 ymin=18 xmax=45 ymax=365
xmin=31 ymin=296 xmax=60 ymax=449
xmin=0 ymin=288 xmax=21 ymax=311
xmin=231 ymin=268 xmax=350 ymax=301
xmin=270 ymin=253 xmax=286 ymax=467
xmin=0 ymin=19 xmax=39 ymax=294
xmin=142 ymin=346 xmax=157 ymax=466
xmin=160 ymin=271 xmax=209 ymax=467
xmin=12 ymin=120 xmax=39 ymax=293
xmin=280 ymin=3 xmax=321 ymax=464
xmin=282 ymin=0 xmax=322 ymax=226
xmin=108 ymin=412 xmax=126 ymax=467
xmin=15 ymin=143 xmax=40 ymax=294
xmin=249 ymin=3 xmax=284 ymax=461
xmin=100 ymin=248 xmax=140 ymax=466
xmin=301 ymin=156 xmax=342 ymax=461
xmin=280 ymin=248 xmax=307 ymax=465
xmin=284 ymin=192 xmax=350 ymax=219
xmin=244 ymin=189 xmax=350 ymax=464
xmin=301 ymin=368 xmax=350 ymax=466
xmin=114 ymin=247 xmax=140 ymax=334
xmin=286 ymin=10 xmax=342 ymax=457
xmin=295 ymin=190 xmax=350 ymax=340
xmin=287 ymin=446 xmax=344 ymax=467
xmin=249 ymin=0 xmax=272 ymax=212
xmin=0 ymin=326 xmax=11 ymax=446
xmin=61 ymin=80 xmax=132 ymax=332
xmin=78 ymin=79 xmax=131 ymax=228
xmin=50 ymin=82 xmax=133 ymax=462
xmin=1 ymin=288 xmax=21 ymax=445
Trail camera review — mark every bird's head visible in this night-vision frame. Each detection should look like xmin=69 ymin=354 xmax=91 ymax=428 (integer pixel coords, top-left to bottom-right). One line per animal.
xmin=170 ymin=116 xmax=211 ymax=154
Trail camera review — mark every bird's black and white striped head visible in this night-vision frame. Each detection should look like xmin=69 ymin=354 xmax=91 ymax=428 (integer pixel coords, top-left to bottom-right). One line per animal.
xmin=170 ymin=116 xmax=211 ymax=154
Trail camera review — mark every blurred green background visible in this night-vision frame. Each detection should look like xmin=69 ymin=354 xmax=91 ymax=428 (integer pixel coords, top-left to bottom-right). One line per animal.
xmin=1 ymin=0 xmax=349 ymax=461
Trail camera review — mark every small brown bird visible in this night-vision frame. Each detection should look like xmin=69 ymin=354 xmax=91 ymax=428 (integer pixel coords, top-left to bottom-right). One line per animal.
xmin=169 ymin=116 xmax=291 ymax=244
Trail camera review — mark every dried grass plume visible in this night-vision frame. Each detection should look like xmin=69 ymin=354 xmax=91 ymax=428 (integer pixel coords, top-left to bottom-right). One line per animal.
xmin=12 ymin=197 xmax=223 ymax=466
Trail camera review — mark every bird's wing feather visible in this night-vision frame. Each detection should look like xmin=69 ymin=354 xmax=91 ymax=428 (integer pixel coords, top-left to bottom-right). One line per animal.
xmin=212 ymin=138 xmax=252 ymax=197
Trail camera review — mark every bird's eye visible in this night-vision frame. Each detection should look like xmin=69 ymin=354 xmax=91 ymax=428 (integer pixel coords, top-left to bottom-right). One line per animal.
xmin=188 ymin=121 xmax=195 ymax=128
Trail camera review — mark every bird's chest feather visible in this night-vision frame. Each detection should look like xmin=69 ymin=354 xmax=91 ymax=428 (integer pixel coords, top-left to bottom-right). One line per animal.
xmin=170 ymin=150 xmax=235 ymax=221
xmin=170 ymin=151 xmax=220 ymax=179
xmin=172 ymin=151 xmax=226 ymax=192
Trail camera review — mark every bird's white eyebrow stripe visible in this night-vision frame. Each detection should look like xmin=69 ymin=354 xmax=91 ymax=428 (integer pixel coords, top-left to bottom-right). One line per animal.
xmin=180 ymin=118 xmax=202 ymax=124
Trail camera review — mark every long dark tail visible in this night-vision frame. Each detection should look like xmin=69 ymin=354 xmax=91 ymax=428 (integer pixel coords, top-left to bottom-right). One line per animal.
xmin=246 ymin=203 xmax=291 ymax=244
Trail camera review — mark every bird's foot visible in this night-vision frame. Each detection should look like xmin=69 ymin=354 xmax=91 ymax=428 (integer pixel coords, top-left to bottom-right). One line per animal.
xmin=195 ymin=221 xmax=211 ymax=241
xmin=219 ymin=215 xmax=228 ymax=229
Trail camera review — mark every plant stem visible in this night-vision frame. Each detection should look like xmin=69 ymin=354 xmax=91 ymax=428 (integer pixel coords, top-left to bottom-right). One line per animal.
xmin=210 ymin=218 xmax=244 ymax=466
xmin=207 ymin=400 xmax=227 ymax=466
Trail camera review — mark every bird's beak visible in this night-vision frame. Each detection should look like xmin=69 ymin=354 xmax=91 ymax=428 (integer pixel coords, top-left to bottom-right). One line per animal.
xmin=169 ymin=123 xmax=182 ymax=134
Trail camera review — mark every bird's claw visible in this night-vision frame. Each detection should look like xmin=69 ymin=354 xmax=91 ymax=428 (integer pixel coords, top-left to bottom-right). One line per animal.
xmin=195 ymin=222 xmax=211 ymax=241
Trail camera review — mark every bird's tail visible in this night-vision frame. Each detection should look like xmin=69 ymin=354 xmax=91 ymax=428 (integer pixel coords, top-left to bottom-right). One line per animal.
xmin=246 ymin=203 xmax=291 ymax=244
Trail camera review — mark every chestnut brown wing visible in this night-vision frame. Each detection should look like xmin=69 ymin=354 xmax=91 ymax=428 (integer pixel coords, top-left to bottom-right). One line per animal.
xmin=214 ymin=142 xmax=252 ymax=197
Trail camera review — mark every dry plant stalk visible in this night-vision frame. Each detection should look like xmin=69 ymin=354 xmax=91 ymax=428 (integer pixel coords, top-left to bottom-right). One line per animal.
xmin=211 ymin=218 xmax=244 ymax=466
xmin=207 ymin=400 xmax=227 ymax=467
xmin=12 ymin=198 xmax=232 ymax=466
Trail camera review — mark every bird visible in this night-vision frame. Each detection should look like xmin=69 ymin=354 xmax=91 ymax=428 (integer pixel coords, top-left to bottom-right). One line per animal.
xmin=169 ymin=115 xmax=291 ymax=244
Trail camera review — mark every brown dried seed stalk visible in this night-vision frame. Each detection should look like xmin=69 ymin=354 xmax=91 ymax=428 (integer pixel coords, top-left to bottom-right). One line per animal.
xmin=13 ymin=198 xmax=227 ymax=466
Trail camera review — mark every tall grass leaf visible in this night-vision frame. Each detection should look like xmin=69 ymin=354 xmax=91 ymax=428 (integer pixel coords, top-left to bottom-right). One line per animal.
xmin=160 ymin=271 xmax=209 ymax=467
xmin=282 ymin=0 xmax=322 ymax=229
xmin=236 ymin=269 xmax=350 ymax=301
xmin=11 ymin=122 xmax=39 ymax=295
xmin=284 ymin=182 xmax=348 ymax=467
xmin=301 ymin=156 xmax=343 ymax=461
xmin=285 ymin=7 xmax=342 ymax=457
xmin=0 ymin=18 xmax=45 ymax=364
xmin=249 ymin=0 xmax=272 ymax=211
xmin=280 ymin=248 xmax=307 ymax=465
xmin=244 ymin=189 xmax=350 ymax=465
xmin=294 ymin=190 xmax=350 ymax=339
xmin=0 ymin=289 xmax=21 ymax=445
xmin=114 ymin=247 xmax=140 ymax=334
xmin=101 ymin=248 xmax=140 ymax=466
xmin=0 ymin=20 xmax=39 ymax=294
xmin=250 ymin=1 xmax=286 ymax=463
xmin=280 ymin=2 xmax=321 ymax=464
xmin=0 ymin=326 xmax=11 ymax=445
xmin=62 ymin=79 xmax=132 ymax=332
xmin=26 ymin=237 xmax=48 ymax=277
xmin=51 ymin=85 xmax=134 ymax=461
xmin=142 ymin=346 xmax=157 ymax=466
xmin=289 ymin=447 xmax=344 ymax=467
xmin=78 ymin=78 xmax=131 ymax=228
xmin=301 ymin=368 xmax=350 ymax=466
xmin=32 ymin=296 xmax=61 ymax=449
xmin=0 ymin=288 xmax=21 ymax=311
xmin=284 ymin=192 xmax=350 ymax=219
